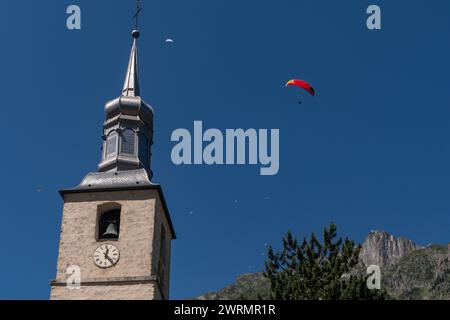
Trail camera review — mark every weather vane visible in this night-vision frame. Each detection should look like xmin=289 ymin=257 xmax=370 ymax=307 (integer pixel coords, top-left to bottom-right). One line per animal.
xmin=133 ymin=0 xmax=142 ymax=30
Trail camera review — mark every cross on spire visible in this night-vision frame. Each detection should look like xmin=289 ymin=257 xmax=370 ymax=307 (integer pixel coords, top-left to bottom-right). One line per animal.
xmin=133 ymin=0 xmax=142 ymax=30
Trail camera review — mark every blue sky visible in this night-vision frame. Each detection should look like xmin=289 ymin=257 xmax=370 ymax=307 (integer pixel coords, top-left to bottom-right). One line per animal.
xmin=1 ymin=1 xmax=450 ymax=299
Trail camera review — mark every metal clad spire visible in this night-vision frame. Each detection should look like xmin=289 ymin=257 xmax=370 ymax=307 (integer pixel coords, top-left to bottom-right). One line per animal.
xmin=122 ymin=32 xmax=140 ymax=97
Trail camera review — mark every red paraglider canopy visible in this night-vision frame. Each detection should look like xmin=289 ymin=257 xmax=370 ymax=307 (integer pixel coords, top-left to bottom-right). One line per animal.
xmin=286 ymin=79 xmax=315 ymax=96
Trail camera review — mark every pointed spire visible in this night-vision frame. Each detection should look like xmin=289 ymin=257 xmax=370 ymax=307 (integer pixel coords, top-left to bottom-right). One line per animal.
xmin=122 ymin=30 xmax=141 ymax=97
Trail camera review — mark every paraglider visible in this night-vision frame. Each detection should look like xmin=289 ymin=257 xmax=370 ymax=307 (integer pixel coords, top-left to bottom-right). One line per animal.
xmin=285 ymin=79 xmax=315 ymax=104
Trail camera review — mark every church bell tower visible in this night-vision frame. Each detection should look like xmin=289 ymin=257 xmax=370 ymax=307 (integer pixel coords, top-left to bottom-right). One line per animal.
xmin=50 ymin=28 xmax=176 ymax=300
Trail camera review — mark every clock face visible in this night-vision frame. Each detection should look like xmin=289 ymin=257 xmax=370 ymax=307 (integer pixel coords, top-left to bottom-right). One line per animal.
xmin=93 ymin=244 xmax=120 ymax=268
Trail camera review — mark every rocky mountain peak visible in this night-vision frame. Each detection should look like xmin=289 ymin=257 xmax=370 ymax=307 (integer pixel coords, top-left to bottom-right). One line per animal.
xmin=359 ymin=230 xmax=420 ymax=267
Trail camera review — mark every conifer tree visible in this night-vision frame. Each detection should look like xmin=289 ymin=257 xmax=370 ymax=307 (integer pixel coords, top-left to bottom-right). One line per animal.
xmin=263 ymin=223 xmax=387 ymax=300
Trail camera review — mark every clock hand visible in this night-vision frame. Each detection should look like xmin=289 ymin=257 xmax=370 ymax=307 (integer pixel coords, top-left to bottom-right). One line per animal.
xmin=104 ymin=247 xmax=115 ymax=263
xmin=106 ymin=256 xmax=114 ymax=264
